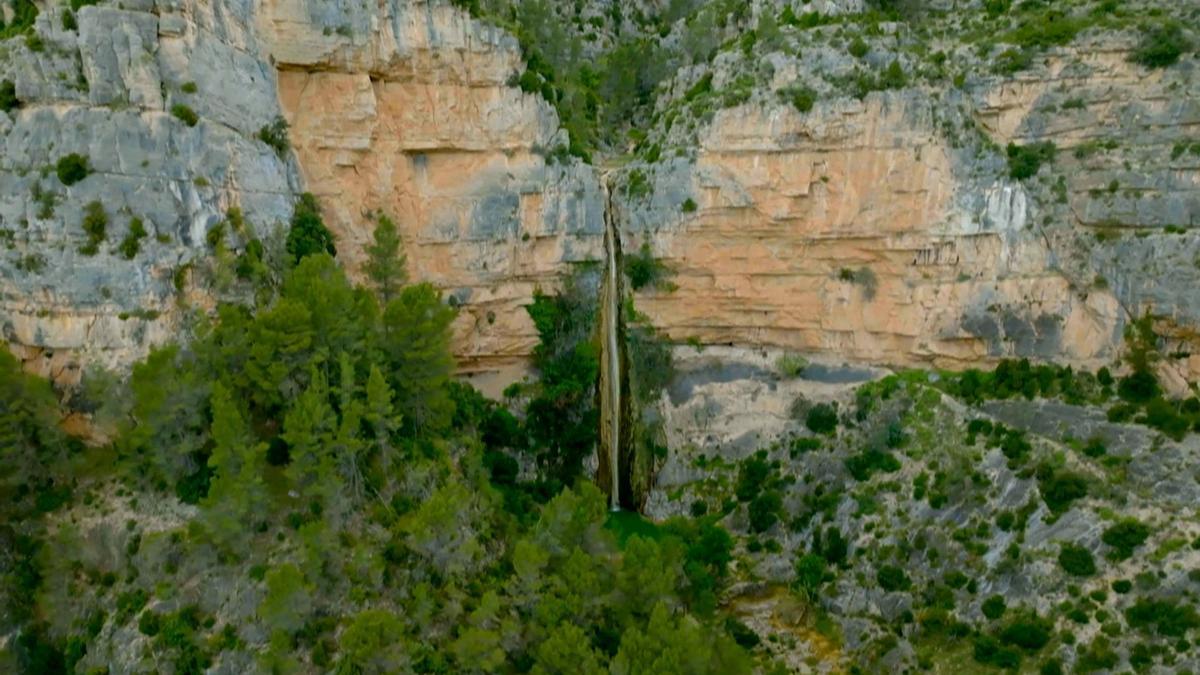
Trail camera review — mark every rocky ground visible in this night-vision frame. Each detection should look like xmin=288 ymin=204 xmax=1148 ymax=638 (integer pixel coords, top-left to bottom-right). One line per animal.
xmin=649 ymin=346 xmax=1200 ymax=672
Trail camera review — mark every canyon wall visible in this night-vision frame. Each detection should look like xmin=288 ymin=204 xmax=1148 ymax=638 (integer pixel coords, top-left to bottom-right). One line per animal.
xmin=621 ymin=93 xmax=1122 ymax=369
xmin=0 ymin=0 xmax=298 ymax=385
xmin=263 ymin=1 xmax=604 ymax=389
xmin=2 ymin=0 xmax=1198 ymax=390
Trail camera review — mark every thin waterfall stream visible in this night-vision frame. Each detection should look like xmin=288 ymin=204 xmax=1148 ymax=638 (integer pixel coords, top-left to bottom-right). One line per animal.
xmin=600 ymin=174 xmax=623 ymax=511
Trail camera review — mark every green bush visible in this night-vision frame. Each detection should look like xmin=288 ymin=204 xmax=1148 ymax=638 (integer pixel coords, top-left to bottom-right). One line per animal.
xmin=79 ymin=201 xmax=108 ymax=256
xmin=0 ymin=79 xmax=19 ymax=113
xmin=258 ymin=116 xmax=290 ymax=156
xmin=1131 ymin=21 xmax=1191 ymax=69
xmin=1124 ymin=598 xmax=1200 ymax=637
xmin=118 ymin=217 xmax=148 ymax=260
xmin=0 ymin=0 xmax=38 ymax=39
xmin=1006 ymin=141 xmax=1056 ymax=180
xmin=56 ymin=153 xmax=92 ymax=185
xmin=848 ymin=37 xmax=869 ymax=58
xmin=681 ymin=198 xmax=697 ymax=213
xmin=624 ymin=243 xmax=670 ymax=291
xmin=138 ymin=611 xmax=161 ymax=636
xmin=1101 ymin=519 xmax=1149 ymax=561
xmin=735 ymin=452 xmax=772 ymax=502
xmin=794 ymin=553 xmax=828 ymax=596
xmin=1058 ymin=544 xmax=1096 ymax=577
xmin=1037 ymin=467 xmax=1087 ymax=514
xmin=1117 ymin=369 xmax=1159 ymax=403
xmin=1004 ymin=12 xmax=1083 ymax=49
xmin=973 ymin=635 xmax=1021 ymax=668
xmin=170 ymin=104 xmax=199 ymax=127
xmin=982 ymin=595 xmax=1007 ymax=620
xmin=1080 ymin=436 xmax=1106 ymax=458
xmin=879 ymin=60 xmax=907 ymax=89
xmin=806 ymin=403 xmax=838 ymax=435
xmin=787 ymin=86 xmax=816 ymax=113
xmin=748 ymin=490 xmax=783 ymax=533
xmin=877 ymin=565 xmax=910 ymax=592
xmin=1075 ymin=637 xmax=1118 ymax=671
xmin=1039 ymin=657 xmax=1064 ymax=675
xmin=285 ymin=193 xmax=337 ymax=263
xmin=775 ymin=354 xmax=808 ymax=378
xmin=999 ymin=615 xmax=1052 ymax=651
xmin=845 ymin=449 xmax=900 ymax=481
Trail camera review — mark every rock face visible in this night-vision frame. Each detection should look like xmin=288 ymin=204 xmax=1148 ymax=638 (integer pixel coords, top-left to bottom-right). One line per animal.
xmin=0 ymin=0 xmax=604 ymax=395
xmin=0 ymin=1 xmax=297 ymax=386
xmin=2 ymin=0 xmax=1198 ymax=390
xmin=620 ymin=93 xmax=1123 ymax=370
xmin=265 ymin=1 xmax=604 ymax=386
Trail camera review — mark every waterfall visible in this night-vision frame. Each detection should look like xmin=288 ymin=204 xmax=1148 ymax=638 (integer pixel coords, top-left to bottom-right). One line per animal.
xmin=600 ymin=175 xmax=623 ymax=511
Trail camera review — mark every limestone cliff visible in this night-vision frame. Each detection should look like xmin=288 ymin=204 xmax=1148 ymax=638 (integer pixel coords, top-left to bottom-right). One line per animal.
xmin=1 ymin=0 xmax=1198 ymax=393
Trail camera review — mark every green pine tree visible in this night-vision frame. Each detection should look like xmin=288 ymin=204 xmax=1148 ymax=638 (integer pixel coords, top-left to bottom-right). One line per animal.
xmin=364 ymin=213 xmax=407 ymax=303
xmin=202 ymin=382 xmax=268 ymax=550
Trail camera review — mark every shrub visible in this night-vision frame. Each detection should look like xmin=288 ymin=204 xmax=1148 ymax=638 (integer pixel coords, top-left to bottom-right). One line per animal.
xmin=1131 ymin=21 xmax=1191 ymax=69
xmin=845 ymin=449 xmax=900 ymax=481
xmin=806 ymin=403 xmax=838 ymax=435
xmin=993 ymin=47 xmax=1034 ymax=75
xmin=624 ymin=243 xmax=670 ymax=290
xmin=982 ymin=595 xmax=1007 ymax=620
xmin=1111 ymin=579 xmax=1132 ymax=594
xmin=1140 ymin=398 xmax=1191 ymax=440
xmin=1058 ymin=544 xmax=1096 ymax=577
xmin=1125 ymin=598 xmax=1200 ymax=637
xmin=1081 ymin=436 xmax=1106 ymax=458
xmin=1118 ymin=370 xmax=1159 ymax=403
xmin=748 ymin=490 xmax=783 ymax=533
xmin=880 ymin=60 xmax=907 ymax=89
xmin=118 ymin=217 xmax=148 ymax=260
xmin=1006 ymin=141 xmax=1056 ymax=180
xmin=56 ymin=153 xmax=92 ymax=185
xmin=78 ymin=201 xmax=108 ymax=256
xmin=1000 ymin=615 xmax=1053 ymax=651
xmin=775 ymin=353 xmax=808 ymax=378
xmin=681 ymin=198 xmax=697 ymax=213
xmin=0 ymin=79 xmax=18 ymax=113
xmin=0 ymin=0 xmax=38 ymax=39
xmin=1037 ymin=467 xmax=1087 ymax=514
xmin=138 ymin=611 xmax=161 ymax=636
xmin=1075 ymin=637 xmax=1118 ymax=671
xmin=784 ymin=86 xmax=816 ymax=113
xmin=1101 ymin=519 xmax=1150 ymax=561
xmin=180 ymin=81 xmax=198 ymax=94
xmin=795 ymin=553 xmax=828 ymax=596
xmin=285 ymin=193 xmax=337 ymax=263
xmin=816 ymin=526 xmax=848 ymax=566
xmin=1040 ymin=658 xmax=1064 ymax=675
xmin=735 ymin=452 xmax=772 ymax=502
xmin=877 ymin=565 xmax=910 ymax=592
xmin=170 ymin=104 xmax=199 ymax=126
xmin=973 ymin=635 xmax=1021 ymax=668
xmin=258 ymin=116 xmax=290 ymax=156
xmin=848 ymin=37 xmax=869 ymax=58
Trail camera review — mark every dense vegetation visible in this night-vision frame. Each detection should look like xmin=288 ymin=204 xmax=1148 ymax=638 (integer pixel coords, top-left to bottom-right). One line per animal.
xmin=0 ymin=196 xmax=754 ymax=673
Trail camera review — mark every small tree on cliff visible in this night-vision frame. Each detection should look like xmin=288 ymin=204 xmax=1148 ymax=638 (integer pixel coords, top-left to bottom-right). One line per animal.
xmin=285 ymin=193 xmax=337 ymax=264
xmin=365 ymin=213 xmax=407 ymax=303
